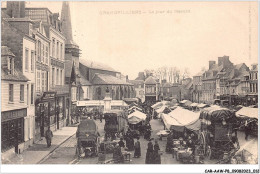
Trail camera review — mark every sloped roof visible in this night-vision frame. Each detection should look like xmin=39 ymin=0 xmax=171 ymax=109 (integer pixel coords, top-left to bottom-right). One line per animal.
xmin=1 ymin=69 xmax=29 ymax=82
xmin=92 ymin=73 xmax=133 ymax=85
xmin=144 ymin=76 xmax=157 ymax=85
xmin=1 ymin=46 xmax=15 ymax=57
xmin=129 ymin=80 xmax=144 ymax=85
xmin=80 ymin=59 xmax=119 ymax=73
xmin=79 ymin=71 xmax=92 ymax=86
xmin=234 ymin=63 xmax=244 ymax=70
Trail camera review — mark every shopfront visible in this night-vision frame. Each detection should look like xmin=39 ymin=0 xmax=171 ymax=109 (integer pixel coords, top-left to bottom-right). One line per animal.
xmin=35 ymin=92 xmax=57 ymax=141
xmin=56 ymin=95 xmax=67 ymax=129
xmin=1 ymin=108 xmax=26 ymax=153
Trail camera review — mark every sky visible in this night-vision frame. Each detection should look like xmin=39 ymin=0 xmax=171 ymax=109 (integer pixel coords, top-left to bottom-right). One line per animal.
xmin=2 ymin=1 xmax=258 ymax=79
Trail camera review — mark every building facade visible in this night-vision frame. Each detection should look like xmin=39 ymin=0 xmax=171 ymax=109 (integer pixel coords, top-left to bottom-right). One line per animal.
xmin=1 ymin=46 xmax=30 ymax=159
xmin=24 ymin=6 xmax=69 ymax=138
xmin=1 ymin=11 xmax=37 ymax=150
xmin=144 ymin=76 xmax=160 ymax=102
xmin=248 ymin=64 xmax=258 ymax=105
xmin=192 ymin=71 xmax=203 ymax=103
xmin=129 ymin=80 xmax=145 ymax=102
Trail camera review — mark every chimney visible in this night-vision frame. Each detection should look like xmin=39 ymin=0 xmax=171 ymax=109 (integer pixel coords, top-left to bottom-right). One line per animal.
xmin=6 ymin=1 xmax=25 ymax=18
xmin=209 ymin=61 xmax=216 ymax=69
xmin=126 ymin=75 xmax=129 ymax=82
xmin=218 ymin=55 xmax=231 ymax=68
xmin=218 ymin=57 xmax=223 ymax=66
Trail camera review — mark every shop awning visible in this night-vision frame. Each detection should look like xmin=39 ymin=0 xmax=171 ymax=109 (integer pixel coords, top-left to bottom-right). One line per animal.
xmin=236 ymin=107 xmax=258 ymax=119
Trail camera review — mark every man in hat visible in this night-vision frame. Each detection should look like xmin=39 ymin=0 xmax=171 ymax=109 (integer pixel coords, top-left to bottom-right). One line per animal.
xmin=45 ymin=127 xmax=53 ymax=148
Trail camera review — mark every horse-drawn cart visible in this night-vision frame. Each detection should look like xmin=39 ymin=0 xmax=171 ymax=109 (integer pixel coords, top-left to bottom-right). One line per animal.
xmin=76 ymin=118 xmax=100 ymax=158
xmin=197 ymin=106 xmax=239 ymax=161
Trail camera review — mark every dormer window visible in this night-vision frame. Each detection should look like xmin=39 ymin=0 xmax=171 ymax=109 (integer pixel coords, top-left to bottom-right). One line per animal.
xmin=8 ymin=56 xmax=14 ymax=75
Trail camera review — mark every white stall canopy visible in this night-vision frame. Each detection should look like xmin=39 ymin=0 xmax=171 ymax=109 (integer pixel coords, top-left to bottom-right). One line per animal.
xmin=128 ymin=110 xmax=147 ymax=124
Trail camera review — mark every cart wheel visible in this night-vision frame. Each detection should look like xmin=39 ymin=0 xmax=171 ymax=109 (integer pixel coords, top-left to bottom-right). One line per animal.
xmin=198 ymin=132 xmax=206 ymax=156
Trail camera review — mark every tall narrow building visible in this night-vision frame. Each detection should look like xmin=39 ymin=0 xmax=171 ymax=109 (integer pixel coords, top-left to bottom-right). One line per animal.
xmin=60 ymin=2 xmax=81 ymax=125
xmin=61 ymin=1 xmax=81 ymax=87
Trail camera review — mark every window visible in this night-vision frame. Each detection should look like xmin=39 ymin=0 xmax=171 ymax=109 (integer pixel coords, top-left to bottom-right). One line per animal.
xmin=52 ymin=67 xmax=55 ymax=86
xmin=56 ymin=41 xmax=59 ymax=59
xmin=60 ymin=44 xmax=63 ymax=60
xmin=37 ymin=71 xmax=41 ymax=91
xmin=60 ymin=69 xmax=63 ymax=85
xmin=42 ymin=44 xmax=45 ymax=63
xmin=8 ymin=57 xmax=14 ymax=74
xmin=31 ymin=51 xmax=34 ymax=72
xmin=31 ymin=84 xmax=34 ymax=105
xmin=27 ymin=84 xmax=29 ymax=105
xmin=20 ymin=85 xmax=24 ymax=102
xmin=38 ymin=40 xmax=41 ymax=61
xmin=45 ymin=46 xmax=48 ymax=64
xmin=52 ymin=38 xmax=55 ymax=57
xmin=25 ymin=48 xmax=29 ymax=71
xmin=42 ymin=72 xmax=45 ymax=91
xmin=9 ymin=84 xmax=14 ymax=102
xmin=56 ymin=69 xmax=59 ymax=85
xmin=256 ymin=73 xmax=258 ymax=80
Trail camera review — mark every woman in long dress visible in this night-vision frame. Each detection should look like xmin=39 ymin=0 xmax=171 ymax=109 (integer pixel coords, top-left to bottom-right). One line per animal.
xmin=153 ymin=140 xmax=161 ymax=164
xmin=134 ymin=137 xmax=141 ymax=158
xmin=145 ymin=140 xmax=153 ymax=164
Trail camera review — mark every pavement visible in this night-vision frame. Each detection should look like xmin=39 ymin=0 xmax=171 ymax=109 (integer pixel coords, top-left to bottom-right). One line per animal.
xmin=2 ymin=127 xmax=77 ymax=164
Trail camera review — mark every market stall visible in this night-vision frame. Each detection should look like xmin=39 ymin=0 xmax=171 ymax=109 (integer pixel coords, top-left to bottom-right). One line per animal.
xmin=161 ymin=107 xmax=201 ymax=132
xmin=128 ymin=105 xmax=143 ymax=114
xmin=128 ymin=110 xmax=147 ymax=125
xmin=155 ymin=105 xmax=172 ymax=118
xmin=197 ymin=103 xmax=210 ymax=110
xmin=236 ymin=107 xmax=258 ymax=136
xmin=180 ymin=100 xmax=192 ymax=109
xmin=232 ymin=139 xmax=258 ymax=164
xmin=198 ymin=106 xmax=238 ymax=161
xmin=190 ymin=103 xmax=199 ymax=111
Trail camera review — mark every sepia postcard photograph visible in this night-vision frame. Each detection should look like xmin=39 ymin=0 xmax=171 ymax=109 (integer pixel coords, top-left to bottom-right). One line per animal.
xmin=0 ymin=0 xmax=259 ymax=173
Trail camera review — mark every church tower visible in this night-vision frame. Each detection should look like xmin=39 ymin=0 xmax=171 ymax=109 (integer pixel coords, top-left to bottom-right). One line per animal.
xmin=61 ymin=1 xmax=81 ymax=86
